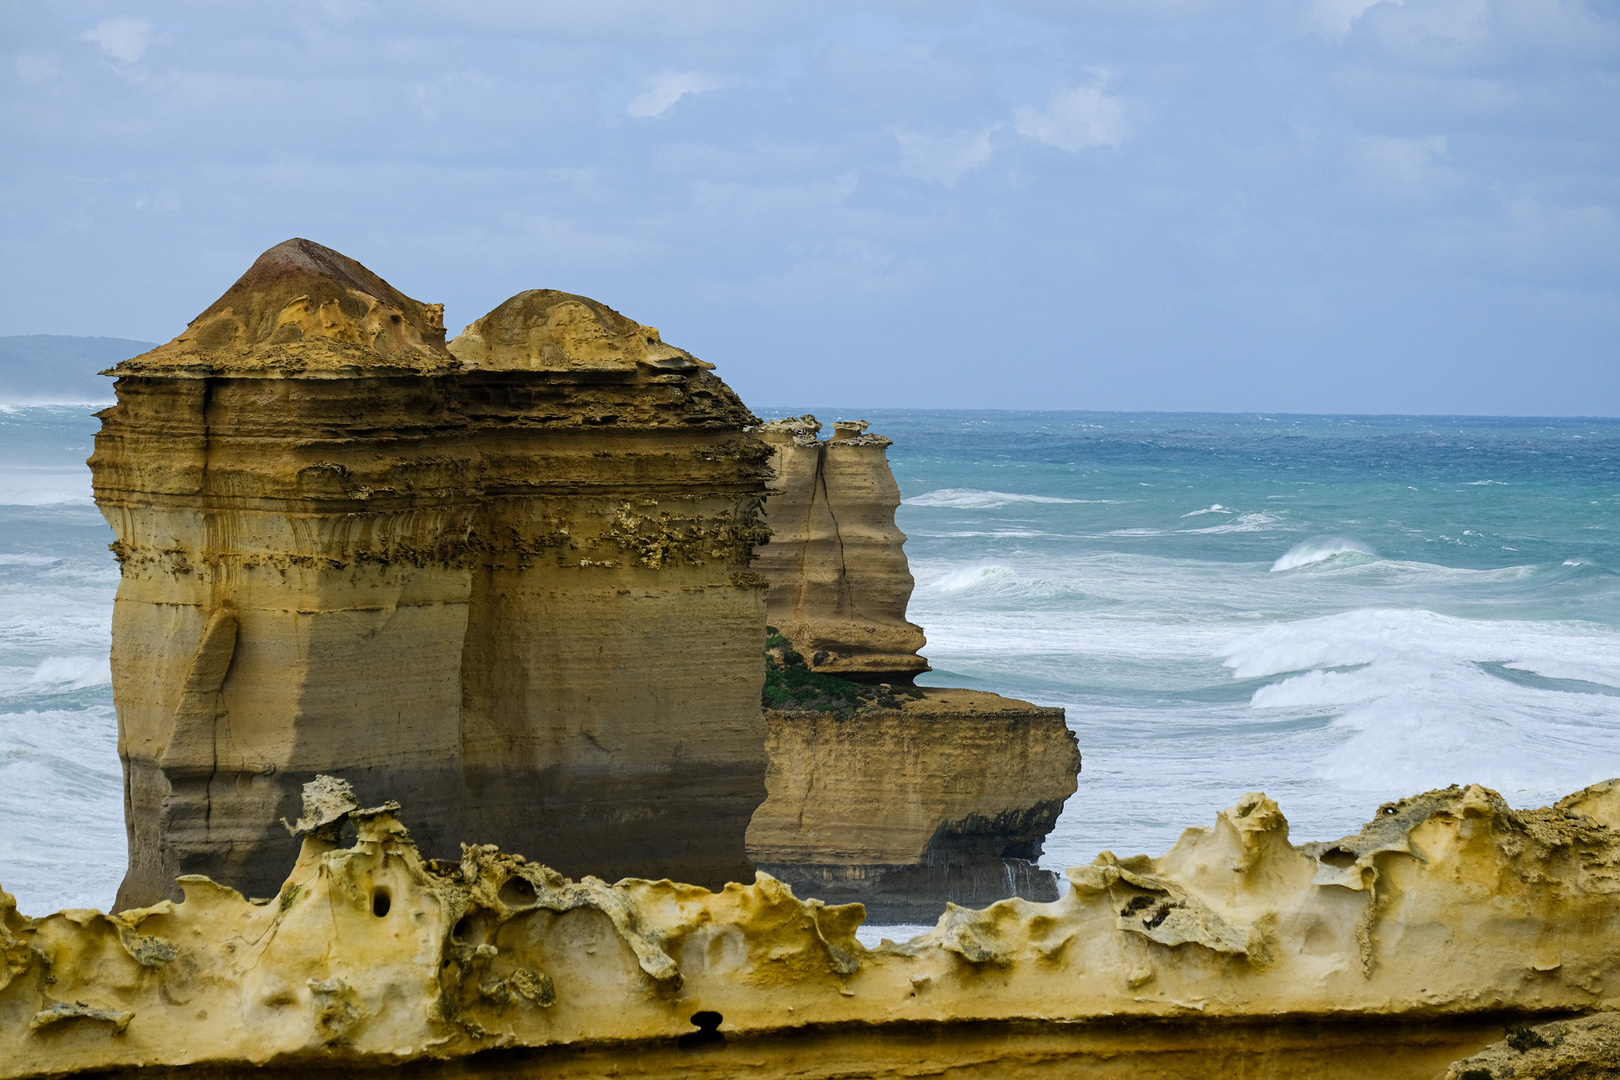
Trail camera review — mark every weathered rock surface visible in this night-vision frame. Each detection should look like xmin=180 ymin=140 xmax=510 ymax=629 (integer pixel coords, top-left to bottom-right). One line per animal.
xmin=754 ymin=415 xmax=927 ymax=682
xmin=91 ymin=239 xmax=772 ymax=908
xmin=6 ymin=777 xmax=1618 ymax=1080
xmin=1442 ymin=1012 xmax=1620 ymax=1079
xmin=747 ymin=687 xmax=1081 ymax=920
xmin=749 ymin=416 xmax=1079 ymax=917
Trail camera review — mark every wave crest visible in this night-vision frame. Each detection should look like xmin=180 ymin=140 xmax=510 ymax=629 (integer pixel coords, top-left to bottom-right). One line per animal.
xmin=1270 ymin=536 xmax=1377 ymax=572
xmin=904 ymin=488 xmax=1086 ymax=510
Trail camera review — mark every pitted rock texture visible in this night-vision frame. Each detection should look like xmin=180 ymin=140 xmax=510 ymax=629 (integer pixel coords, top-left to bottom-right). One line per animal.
xmin=91 ymin=240 xmax=773 ymax=909
xmin=112 ymin=237 xmax=454 ymax=377
xmin=754 ymin=415 xmax=928 ymax=683
xmin=1442 ymin=1012 xmax=1620 ymax=1079
xmin=747 ymin=687 xmax=1081 ymax=921
xmin=5 ymin=778 xmax=1620 ymax=1080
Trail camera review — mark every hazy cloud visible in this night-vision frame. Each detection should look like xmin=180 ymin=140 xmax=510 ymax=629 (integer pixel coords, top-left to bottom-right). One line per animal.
xmin=626 ymin=71 xmax=722 ymax=119
xmin=1013 ymin=77 xmax=1128 ymax=152
xmin=1308 ymin=0 xmax=1405 ymax=36
xmin=1 ymin=0 xmax=1616 ymax=412
xmin=82 ymin=17 xmax=153 ymax=64
xmin=894 ymin=125 xmax=1001 ymax=186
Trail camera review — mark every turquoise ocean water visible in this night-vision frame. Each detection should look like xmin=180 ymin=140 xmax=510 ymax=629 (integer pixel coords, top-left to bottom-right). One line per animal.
xmin=3 ymin=405 xmax=1619 ymax=917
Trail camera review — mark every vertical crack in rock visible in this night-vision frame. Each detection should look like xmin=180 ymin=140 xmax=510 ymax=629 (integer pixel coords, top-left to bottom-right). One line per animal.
xmin=752 ymin=416 xmax=927 ymax=683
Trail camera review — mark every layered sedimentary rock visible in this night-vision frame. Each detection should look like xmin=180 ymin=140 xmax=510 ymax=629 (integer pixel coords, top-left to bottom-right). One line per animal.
xmin=754 ymin=415 xmax=927 ymax=682
xmin=6 ymin=777 xmax=1620 ymax=1080
xmin=90 ymin=239 xmax=771 ymax=909
xmin=749 ymin=415 xmax=1079 ymax=917
xmin=747 ymin=688 xmax=1080 ymax=920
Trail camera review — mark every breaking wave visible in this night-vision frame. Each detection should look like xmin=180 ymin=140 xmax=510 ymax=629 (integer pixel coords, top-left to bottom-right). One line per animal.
xmin=903 ymin=488 xmax=1088 ymax=509
xmin=1270 ymin=537 xmax=1378 ymax=572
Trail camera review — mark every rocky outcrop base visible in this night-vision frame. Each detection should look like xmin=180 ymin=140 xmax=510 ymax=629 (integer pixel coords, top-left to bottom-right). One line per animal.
xmin=746 ymin=687 xmax=1081 ymax=920
xmin=10 ymin=776 xmax=1614 ymax=1079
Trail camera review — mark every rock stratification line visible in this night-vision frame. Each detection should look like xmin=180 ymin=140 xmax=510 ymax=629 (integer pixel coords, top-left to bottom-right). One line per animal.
xmin=748 ymin=414 xmax=1080 ymax=918
xmin=90 ymin=239 xmax=772 ymax=908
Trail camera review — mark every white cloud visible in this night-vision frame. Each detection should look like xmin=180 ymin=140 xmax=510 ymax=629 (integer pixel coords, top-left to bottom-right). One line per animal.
xmin=894 ymin=124 xmax=1001 ymax=186
xmin=16 ymin=54 xmax=57 ymax=83
xmin=626 ymin=71 xmax=721 ymax=119
xmin=1307 ymin=0 xmax=1404 ymax=36
xmin=82 ymin=17 xmax=153 ymax=64
xmin=1013 ymin=77 xmax=1128 ymax=152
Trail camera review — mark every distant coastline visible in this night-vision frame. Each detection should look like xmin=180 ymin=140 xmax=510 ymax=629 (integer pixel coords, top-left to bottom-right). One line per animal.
xmin=0 ymin=335 xmax=155 ymax=405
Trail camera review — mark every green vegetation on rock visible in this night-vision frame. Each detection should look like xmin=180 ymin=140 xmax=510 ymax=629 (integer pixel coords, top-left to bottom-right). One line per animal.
xmin=763 ymin=626 xmax=923 ymax=716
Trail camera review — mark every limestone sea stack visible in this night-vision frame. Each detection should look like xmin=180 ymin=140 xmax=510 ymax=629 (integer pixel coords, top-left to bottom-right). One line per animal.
xmin=90 ymin=239 xmax=772 ymax=908
xmin=747 ymin=415 xmax=1081 ymax=918
xmin=752 ymin=415 xmax=927 ymax=682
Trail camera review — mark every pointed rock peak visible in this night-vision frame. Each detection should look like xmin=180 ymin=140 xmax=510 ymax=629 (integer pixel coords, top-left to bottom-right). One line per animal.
xmin=112 ymin=238 xmax=454 ymax=379
xmin=448 ymin=288 xmax=712 ymax=375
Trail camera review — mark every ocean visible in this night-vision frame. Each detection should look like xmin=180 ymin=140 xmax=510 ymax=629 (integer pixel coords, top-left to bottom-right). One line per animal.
xmin=3 ymin=405 xmax=1619 ymax=920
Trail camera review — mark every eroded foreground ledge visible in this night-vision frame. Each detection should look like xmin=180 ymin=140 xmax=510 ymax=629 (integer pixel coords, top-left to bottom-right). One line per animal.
xmin=4 ymin=777 xmax=1619 ymax=1079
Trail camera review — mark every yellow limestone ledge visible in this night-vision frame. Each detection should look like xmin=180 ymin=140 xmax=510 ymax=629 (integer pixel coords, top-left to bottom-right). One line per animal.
xmin=3 ymin=776 xmax=1620 ymax=1078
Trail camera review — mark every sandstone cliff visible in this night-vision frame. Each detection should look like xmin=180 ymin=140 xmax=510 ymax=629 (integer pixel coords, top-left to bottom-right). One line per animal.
xmin=90 ymin=239 xmax=772 ymax=908
xmin=5 ymin=777 xmax=1619 ymax=1080
xmin=747 ymin=688 xmax=1080 ymax=920
xmin=754 ymin=416 xmax=927 ymax=682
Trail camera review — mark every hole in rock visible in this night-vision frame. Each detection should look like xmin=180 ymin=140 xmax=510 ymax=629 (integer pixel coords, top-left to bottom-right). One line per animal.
xmin=499 ymin=876 xmax=538 ymax=908
xmin=1319 ymin=848 xmax=1357 ymax=869
xmin=1120 ymin=894 xmax=1155 ymax=917
xmin=678 ymin=1010 xmax=725 ymax=1050
xmin=372 ymin=887 xmax=391 ymax=918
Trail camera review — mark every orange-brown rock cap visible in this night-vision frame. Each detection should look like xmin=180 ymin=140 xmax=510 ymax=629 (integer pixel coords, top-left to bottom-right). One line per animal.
xmin=448 ymin=288 xmax=714 ymax=375
xmin=109 ymin=238 xmax=453 ymax=379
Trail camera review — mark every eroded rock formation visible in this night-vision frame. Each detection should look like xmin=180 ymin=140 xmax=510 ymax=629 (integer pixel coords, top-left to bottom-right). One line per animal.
xmin=90 ymin=239 xmax=772 ymax=908
xmin=749 ymin=415 xmax=1079 ymax=917
xmin=754 ymin=415 xmax=927 ymax=682
xmin=1442 ymin=1012 xmax=1620 ymax=1079
xmin=5 ymin=777 xmax=1620 ymax=1080
xmin=747 ymin=688 xmax=1080 ymax=920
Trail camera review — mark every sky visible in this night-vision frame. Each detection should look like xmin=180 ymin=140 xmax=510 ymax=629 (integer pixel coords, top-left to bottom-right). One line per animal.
xmin=2 ymin=0 xmax=1617 ymax=413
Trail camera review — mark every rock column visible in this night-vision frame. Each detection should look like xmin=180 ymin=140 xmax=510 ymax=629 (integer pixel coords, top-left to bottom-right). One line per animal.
xmin=752 ymin=416 xmax=927 ymax=682
xmin=92 ymin=241 xmax=770 ymax=907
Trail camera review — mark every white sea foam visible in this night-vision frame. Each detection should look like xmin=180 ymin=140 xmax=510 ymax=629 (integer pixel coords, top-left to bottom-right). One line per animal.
xmin=1183 ymin=512 xmax=1284 ymax=535
xmin=0 ymin=467 xmax=94 ymax=505
xmin=29 ymin=655 xmax=111 ymax=689
xmin=1221 ymin=608 xmax=1620 ymax=795
xmin=1181 ymin=504 xmax=1232 ymax=517
xmin=1270 ymin=537 xmax=1377 ymax=572
xmin=854 ymin=923 xmax=934 ymax=948
xmin=903 ymin=488 xmax=1086 ymax=509
xmin=0 ymin=554 xmax=59 ymax=567
xmin=0 ymin=705 xmax=123 ymax=914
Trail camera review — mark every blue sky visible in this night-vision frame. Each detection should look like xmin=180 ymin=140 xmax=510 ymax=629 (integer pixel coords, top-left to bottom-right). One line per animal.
xmin=3 ymin=0 xmax=1617 ymax=412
